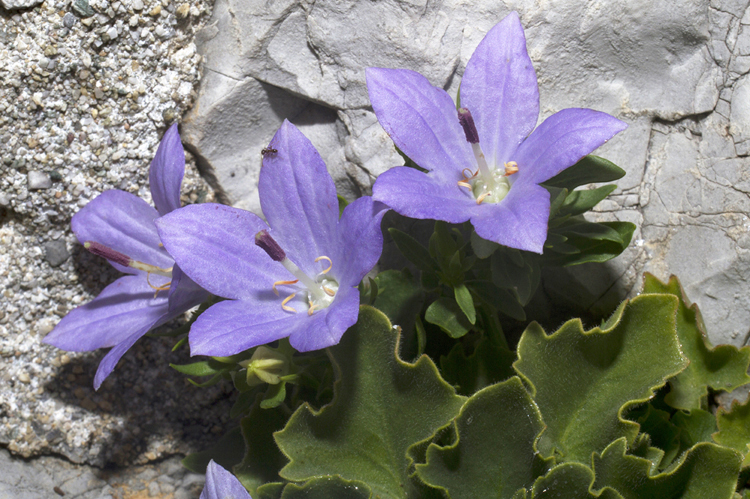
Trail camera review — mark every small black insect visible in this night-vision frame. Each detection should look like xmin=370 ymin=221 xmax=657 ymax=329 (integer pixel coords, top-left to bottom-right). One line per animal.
xmin=261 ymin=147 xmax=278 ymax=157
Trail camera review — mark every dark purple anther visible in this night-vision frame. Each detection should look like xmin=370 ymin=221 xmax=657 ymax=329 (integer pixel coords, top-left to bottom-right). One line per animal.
xmin=255 ymin=230 xmax=286 ymax=262
xmin=457 ymin=107 xmax=480 ymax=144
xmin=84 ymin=241 xmax=132 ymax=267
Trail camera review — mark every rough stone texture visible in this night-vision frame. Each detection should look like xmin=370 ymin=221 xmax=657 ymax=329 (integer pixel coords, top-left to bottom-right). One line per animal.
xmin=0 ymin=448 xmax=204 ymax=498
xmin=0 ymin=0 xmax=234 ymax=479
xmin=186 ymin=0 xmax=750 ymax=347
xmin=0 ymin=0 xmax=43 ymax=11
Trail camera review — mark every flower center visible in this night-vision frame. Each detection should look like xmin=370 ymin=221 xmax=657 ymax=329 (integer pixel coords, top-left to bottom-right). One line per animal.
xmin=255 ymin=230 xmax=339 ymax=316
xmin=84 ymin=241 xmax=173 ymax=296
xmin=456 ymin=107 xmax=518 ymax=205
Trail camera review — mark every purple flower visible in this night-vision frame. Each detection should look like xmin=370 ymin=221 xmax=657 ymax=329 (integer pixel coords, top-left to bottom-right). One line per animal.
xmin=155 ymin=120 xmax=387 ymax=356
xmin=43 ymin=124 xmax=208 ymax=390
xmin=366 ymin=12 xmax=627 ymax=254
xmin=200 ymin=460 xmax=252 ymax=499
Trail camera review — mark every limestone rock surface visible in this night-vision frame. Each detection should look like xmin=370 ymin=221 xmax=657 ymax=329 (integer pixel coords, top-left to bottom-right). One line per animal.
xmin=186 ymin=0 xmax=750 ymax=346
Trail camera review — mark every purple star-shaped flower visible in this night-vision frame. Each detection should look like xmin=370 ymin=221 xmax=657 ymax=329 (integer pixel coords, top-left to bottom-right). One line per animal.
xmin=200 ymin=460 xmax=252 ymax=499
xmin=155 ymin=120 xmax=387 ymax=356
xmin=366 ymin=12 xmax=627 ymax=254
xmin=43 ymin=124 xmax=208 ymax=390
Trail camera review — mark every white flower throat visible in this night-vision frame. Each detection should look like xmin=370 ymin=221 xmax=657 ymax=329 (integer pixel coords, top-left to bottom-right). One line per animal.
xmin=255 ymin=230 xmax=339 ymax=316
xmin=456 ymin=107 xmax=518 ymax=205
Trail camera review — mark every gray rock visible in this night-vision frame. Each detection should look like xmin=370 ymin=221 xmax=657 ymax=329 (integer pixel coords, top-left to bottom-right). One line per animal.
xmin=43 ymin=240 xmax=69 ymax=268
xmin=0 ymin=0 xmax=42 ymax=10
xmin=62 ymin=13 xmax=76 ymax=28
xmin=27 ymin=171 xmax=51 ymax=190
xmin=185 ymin=0 xmax=750 ymax=348
xmin=72 ymin=0 xmax=94 ymax=18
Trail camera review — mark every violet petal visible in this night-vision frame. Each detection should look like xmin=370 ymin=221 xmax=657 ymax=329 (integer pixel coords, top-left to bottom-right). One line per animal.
xmin=513 ymin=108 xmax=628 ymax=186
xmin=156 ymin=204 xmax=285 ymax=301
xmin=334 ymin=197 xmax=388 ymax=288
xmin=168 ymin=265 xmax=210 ymax=315
xmin=200 ymin=460 xmax=252 ymax=499
xmin=72 ymin=189 xmax=173 ymax=273
xmin=289 ymin=286 xmax=360 ymax=352
xmin=259 ymin=120 xmax=339 ymax=278
xmin=188 ymin=296 xmax=310 ymax=357
xmin=372 ymin=166 xmax=476 ymax=224
xmin=43 ymin=275 xmax=169 ymax=352
xmin=470 ymin=181 xmax=551 ymax=254
xmin=149 ymin=122 xmax=185 ymax=216
xmin=366 ymin=67 xmax=475 ymax=182
xmin=93 ymin=327 xmax=152 ymax=390
xmin=460 ymin=12 xmax=540 ymax=167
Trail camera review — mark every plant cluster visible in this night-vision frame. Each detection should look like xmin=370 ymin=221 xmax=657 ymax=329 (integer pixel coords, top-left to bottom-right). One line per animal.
xmin=44 ymin=12 xmax=750 ymax=499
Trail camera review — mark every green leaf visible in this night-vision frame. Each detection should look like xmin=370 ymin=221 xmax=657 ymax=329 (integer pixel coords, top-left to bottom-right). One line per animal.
xmin=642 ymin=273 xmax=750 ymax=410
xmin=453 ymin=283 xmax=476 ymax=324
xmin=557 ymin=220 xmax=624 ymax=244
xmin=542 ymin=155 xmax=626 ymax=190
xmin=275 ymin=306 xmax=466 ymax=499
xmin=546 ymin=185 xmax=569 ymax=218
xmin=672 ymin=408 xmax=717 ymax=449
xmin=372 ymin=269 xmax=425 ymax=346
xmin=467 ymin=280 xmax=526 ymax=321
xmin=256 ymin=483 xmax=286 ymax=499
xmin=181 ymin=426 xmax=245 ymax=474
xmin=514 ymin=295 xmax=687 ymax=463
xmin=389 ymin=228 xmax=438 ymax=273
xmin=434 ymin=221 xmax=459 ymax=259
xmin=439 ymin=335 xmax=516 ymax=396
xmin=592 ymin=438 xmax=742 ymax=499
xmin=170 ymin=359 xmax=233 ymax=377
xmin=627 ymin=404 xmax=681 ymax=468
xmin=470 ymin=230 xmax=500 ymax=259
xmin=416 ymin=377 xmax=552 ymax=499
xmin=280 ymin=477 xmax=372 ymax=498
xmin=260 ymin=382 xmax=287 ymax=409
xmin=425 ymin=297 xmax=473 ymax=338
xmin=491 ymin=248 xmax=540 ymax=306
xmin=714 ymin=398 xmax=750 ymax=467
xmin=234 ymin=397 xmax=289 ymax=495
xmin=557 ymin=185 xmax=618 ymax=217
xmin=530 ymin=462 xmax=622 ymax=499
xmin=543 ymin=222 xmax=635 ymax=267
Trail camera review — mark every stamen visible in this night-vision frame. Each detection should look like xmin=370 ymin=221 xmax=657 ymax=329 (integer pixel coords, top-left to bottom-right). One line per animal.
xmin=307 ymin=300 xmax=316 ymax=316
xmin=146 ymin=273 xmax=171 ymax=297
xmin=281 ymin=292 xmax=297 ymax=313
xmin=476 ymin=192 xmax=491 ymax=205
xmin=255 ymin=230 xmax=286 ymax=262
xmin=314 ymin=256 xmax=333 ymax=274
xmin=272 ymin=279 xmax=299 ymax=296
xmin=84 ymin=241 xmax=172 ymax=277
xmin=323 ymin=286 xmax=336 ymax=296
xmin=457 ymin=181 xmax=472 ymax=189
xmin=504 ymin=161 xmax=519 ymax=175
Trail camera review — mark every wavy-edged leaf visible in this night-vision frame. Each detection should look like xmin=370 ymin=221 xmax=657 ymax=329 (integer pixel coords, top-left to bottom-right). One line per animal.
xmin=642 ymin=273 xmax=750 ymax=410
xmin=592 ymin=438 xmax=742 ymax=499
xmin=627 ymin=404 xmax=681 ymax=468
xmin=275 ymin=306 xmax=466 ymax=499
xmin=440 ymin=335 xmax=516 ymax=396
xmin=280 ymin=476 xmax=372 ymax=498
xmin=416 ymin=377 xmax=552 ymax=499
xmin=714 ymin=398 xmax=750 ymax=467
xmin=514 ymin=295 xmax=687 ymax=463
xmin=542 ymin=155 xmax=625 ymax=190
xmin=531 ymin=462 xmax=622 ymax=499
xmin=673 ymin=408 xmax=717 ymax=451
xmin=233 ymin=397 xmax=288 ymax=495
